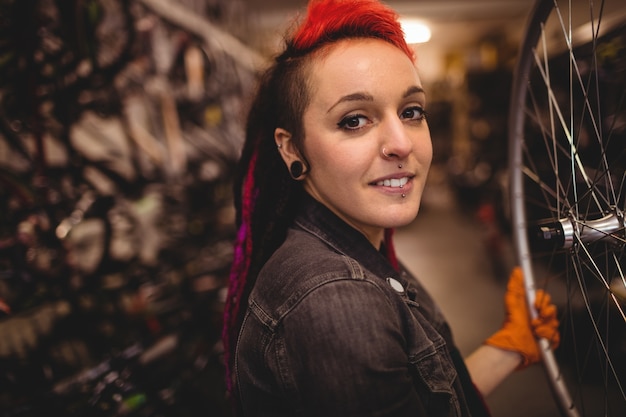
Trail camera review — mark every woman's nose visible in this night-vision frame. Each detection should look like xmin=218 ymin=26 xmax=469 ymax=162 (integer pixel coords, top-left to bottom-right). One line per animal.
xmin=380 ymin=117 xmax=413 ymax=159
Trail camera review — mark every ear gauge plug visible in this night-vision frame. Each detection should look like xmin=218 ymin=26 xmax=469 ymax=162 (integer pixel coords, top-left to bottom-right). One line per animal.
xmin=290 ymin=161 xmax=305 ymax=179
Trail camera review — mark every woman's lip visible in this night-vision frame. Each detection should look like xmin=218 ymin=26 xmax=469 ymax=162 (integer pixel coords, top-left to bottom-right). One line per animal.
xmin=374 ymin=176 xmax=410 ymax=187
xmin=369 ymin=175 xmax=414 ymax=193
xmin=370 ymin=172 xmax=415 ymax=185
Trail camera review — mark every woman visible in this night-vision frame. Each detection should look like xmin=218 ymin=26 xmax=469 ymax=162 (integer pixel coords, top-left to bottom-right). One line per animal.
xmin=223 ymin=0 xmax=559 ymax=415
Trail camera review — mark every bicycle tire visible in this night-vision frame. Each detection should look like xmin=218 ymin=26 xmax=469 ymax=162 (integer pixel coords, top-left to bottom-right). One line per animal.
xmin=509 ymin=0 xmax=626 ymax=416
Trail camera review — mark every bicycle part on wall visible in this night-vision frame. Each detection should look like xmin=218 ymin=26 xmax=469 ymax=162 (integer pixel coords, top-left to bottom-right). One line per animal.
xmin=0 ymin=0 xmax=262 ymax=416
xmin=509 ymin=0 xmax=626 ymax=416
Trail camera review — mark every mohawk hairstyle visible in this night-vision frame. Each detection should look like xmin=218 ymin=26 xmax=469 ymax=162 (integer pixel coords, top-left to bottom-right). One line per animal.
xmin=222 ymin=0 xmax=410 ymax=394
xmin=291 ymin=0 xmax=414 ymax=60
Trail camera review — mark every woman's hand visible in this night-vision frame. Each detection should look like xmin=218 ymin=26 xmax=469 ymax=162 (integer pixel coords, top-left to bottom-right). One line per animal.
xmin=485 ymin=266 xmax=560 ymax=369
xmin=466 ymin=267 xmax=560 ymax=396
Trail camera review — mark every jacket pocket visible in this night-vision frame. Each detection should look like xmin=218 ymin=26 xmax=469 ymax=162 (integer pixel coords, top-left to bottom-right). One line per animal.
xmin=409 ymin=343 xmax=462 ymax=417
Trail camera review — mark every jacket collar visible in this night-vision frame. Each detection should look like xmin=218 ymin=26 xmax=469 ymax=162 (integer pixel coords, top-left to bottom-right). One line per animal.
xmin=293 ymin=193 xmax=402 ymax=282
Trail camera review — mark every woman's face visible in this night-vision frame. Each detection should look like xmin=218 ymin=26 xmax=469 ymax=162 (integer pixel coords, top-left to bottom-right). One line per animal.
xmin=296 ymin=38 xmax=432 ymax=247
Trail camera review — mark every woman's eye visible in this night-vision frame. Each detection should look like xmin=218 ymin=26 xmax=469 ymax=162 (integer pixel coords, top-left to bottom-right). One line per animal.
xmin=338 ymin=114 xmax=368 ymax=130
xmin=401 ymin=106 xmax=427 ymax=121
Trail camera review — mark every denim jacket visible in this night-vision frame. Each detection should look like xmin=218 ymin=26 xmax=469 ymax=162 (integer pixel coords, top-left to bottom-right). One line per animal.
xmin=234 ymin=195 xmax=490 ymax=417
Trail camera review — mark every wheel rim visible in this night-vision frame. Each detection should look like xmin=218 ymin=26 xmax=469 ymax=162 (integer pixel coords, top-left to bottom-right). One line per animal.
xmin=509 ymin=1 xmax=626 ymax=416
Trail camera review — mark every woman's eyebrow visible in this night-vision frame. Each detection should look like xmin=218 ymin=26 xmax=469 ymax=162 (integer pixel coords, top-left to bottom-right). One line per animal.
xmin=327 ymin=92 xmax=374 ymax=113
xmin=404 ymin=85 xmax=425 ymax=98
xmin=327 ymin=85 xmax=425 ymax=114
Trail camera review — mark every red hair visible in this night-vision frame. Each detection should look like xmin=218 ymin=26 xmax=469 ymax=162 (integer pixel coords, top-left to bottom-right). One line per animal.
xmin=291 ymin=0 xmax=414 ymax=61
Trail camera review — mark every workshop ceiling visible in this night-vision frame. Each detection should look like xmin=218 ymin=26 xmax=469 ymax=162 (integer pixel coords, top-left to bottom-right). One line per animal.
xmin=241 ymin=0 xmax=534 ymax=53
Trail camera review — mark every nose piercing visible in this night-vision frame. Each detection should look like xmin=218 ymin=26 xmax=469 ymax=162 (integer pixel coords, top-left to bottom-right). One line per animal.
xmin=383 ymin=148 xmax=404 ymax=170
xmin=383 ymin=148 xmax=403 ymax=169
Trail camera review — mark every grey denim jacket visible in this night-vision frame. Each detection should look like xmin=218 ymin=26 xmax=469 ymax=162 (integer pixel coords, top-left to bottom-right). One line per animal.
xmin=233 ymin=195 xmax=489 ymax=417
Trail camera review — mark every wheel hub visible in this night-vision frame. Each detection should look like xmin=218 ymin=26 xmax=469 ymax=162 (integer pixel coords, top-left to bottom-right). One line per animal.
xmin=529 ymin=209 xmax=625 ymax=250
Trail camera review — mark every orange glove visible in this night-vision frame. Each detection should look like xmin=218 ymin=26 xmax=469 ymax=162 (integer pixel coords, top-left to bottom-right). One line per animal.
xmin=485 ymin=267 xmax=560 ymax=370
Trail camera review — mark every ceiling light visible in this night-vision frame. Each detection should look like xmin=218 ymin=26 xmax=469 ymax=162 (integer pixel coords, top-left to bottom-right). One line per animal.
xmin=400 ymin=19 xmax=432 ymax=44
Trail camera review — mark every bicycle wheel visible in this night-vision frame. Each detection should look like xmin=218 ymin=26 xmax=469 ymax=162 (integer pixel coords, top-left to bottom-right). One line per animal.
xmin=509 ymin=0 xmax=626 ymax=416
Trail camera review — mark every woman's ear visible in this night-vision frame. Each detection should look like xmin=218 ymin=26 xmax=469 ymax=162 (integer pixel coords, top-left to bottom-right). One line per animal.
xmin=275 ymin=128 xmax=300 ymax=167
xmin=275 ymin=128 xmax=309 ymax=179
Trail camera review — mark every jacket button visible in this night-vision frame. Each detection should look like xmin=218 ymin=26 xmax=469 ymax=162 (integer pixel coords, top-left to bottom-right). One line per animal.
xmin=386 ymin=277 xmax=404 ymax=293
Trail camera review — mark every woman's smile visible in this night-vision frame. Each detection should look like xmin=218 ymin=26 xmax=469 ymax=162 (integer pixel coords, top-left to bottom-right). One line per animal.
xmin=372 ymin=175 xmax=411 ymax=188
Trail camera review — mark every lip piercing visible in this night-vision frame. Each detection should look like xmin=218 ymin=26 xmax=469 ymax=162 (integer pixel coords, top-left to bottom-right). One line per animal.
xmin=401 ymin=193 xmax=406 ymax=198
xmin=398 ymin=164 xmax=403 ymax=168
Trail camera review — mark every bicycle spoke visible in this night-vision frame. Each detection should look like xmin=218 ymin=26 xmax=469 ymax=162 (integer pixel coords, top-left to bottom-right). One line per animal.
xmin=509 ymin=0 xmax=626 ymax=415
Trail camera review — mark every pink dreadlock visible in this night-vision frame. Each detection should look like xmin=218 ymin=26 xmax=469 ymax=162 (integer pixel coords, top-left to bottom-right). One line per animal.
xmin=222 ymin=0 xmax=413 ymax=393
